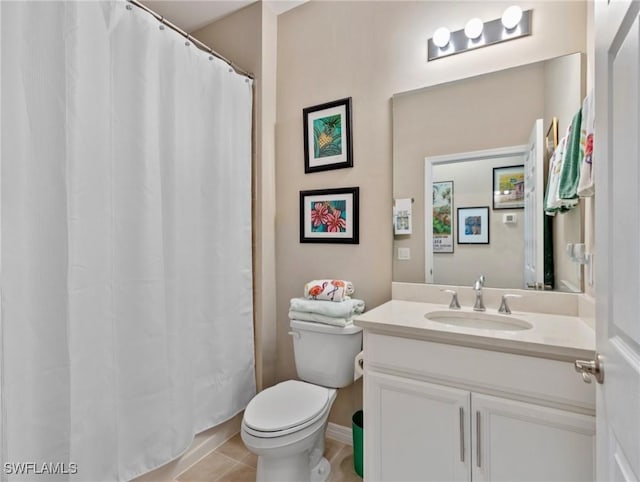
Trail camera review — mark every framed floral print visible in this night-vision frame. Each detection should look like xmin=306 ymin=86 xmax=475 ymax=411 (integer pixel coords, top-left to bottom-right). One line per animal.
xmin=432 ymin=180 xmax=454 ymax=253
xmin=303 ymin=98 xmax=353 ymax=173
xmin=300 ymin=187 xmax=359 ymax=244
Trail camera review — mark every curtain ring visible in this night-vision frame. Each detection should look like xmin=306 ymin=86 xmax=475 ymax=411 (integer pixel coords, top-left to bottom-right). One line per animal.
xmin=185 ymin=35 xmax=191 ymax=47
xmin=159 ymin=17 xmax=165 ymax=30
xmin=125 ymin=4 xmax=133 ymax=10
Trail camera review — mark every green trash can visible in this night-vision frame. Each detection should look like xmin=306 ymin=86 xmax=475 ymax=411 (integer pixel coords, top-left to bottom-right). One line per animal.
xmin=352 ymin=410 xmax=364 ymax=478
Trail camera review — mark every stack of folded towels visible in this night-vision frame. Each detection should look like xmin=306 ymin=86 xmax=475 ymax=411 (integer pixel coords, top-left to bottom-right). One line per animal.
xmin=288 ymin=279 xmax=365 ymax=327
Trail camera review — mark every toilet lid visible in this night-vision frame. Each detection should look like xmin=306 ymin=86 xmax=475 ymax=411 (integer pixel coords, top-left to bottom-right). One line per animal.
xmin=244 ymin=380 xmax=331 ymax=432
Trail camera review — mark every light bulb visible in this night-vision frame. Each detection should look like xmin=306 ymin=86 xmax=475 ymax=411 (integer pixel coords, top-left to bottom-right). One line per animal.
xmin=433 ymin=27 xmax=451 ymax=48
xmin=464 ymin=18 xmax=484 ymax=40
xmin=502 ymin=6 xmax=523 ymax=30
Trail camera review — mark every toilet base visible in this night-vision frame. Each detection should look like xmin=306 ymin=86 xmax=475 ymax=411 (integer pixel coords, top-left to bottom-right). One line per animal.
xmin=255 ymin=454 xmax=331 ymax=482
xmin=311 ymin=457 xmax=331 ymax=482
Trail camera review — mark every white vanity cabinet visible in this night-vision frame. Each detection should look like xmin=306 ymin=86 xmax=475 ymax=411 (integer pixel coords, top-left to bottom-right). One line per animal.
xmin=362 ymin=331 xmax=596 ymax=482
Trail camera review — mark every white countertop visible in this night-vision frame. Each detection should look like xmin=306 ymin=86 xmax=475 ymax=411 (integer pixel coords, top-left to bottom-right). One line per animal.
xmin=354 ymin=300 xmax=595 ymax=362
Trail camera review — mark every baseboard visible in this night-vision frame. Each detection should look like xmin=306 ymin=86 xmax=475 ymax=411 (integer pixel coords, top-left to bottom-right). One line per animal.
xmin=326 ymin=422 xmax=353 ymax=446
xmin=133 ymin=412 xmax=243 ymax=482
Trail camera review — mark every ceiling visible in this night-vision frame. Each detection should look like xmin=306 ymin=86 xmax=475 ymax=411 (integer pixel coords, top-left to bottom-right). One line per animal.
xmin=142 ymin=0 xmax=306 ymax=33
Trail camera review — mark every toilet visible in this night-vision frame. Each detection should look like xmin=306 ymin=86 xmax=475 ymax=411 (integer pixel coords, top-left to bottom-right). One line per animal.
xmin=241 ymin=319 xmax=363 ymax=482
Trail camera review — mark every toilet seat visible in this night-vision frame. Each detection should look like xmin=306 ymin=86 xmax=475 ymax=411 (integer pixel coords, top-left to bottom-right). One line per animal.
xmin=243 ymin=380 xmax=333 ymax=438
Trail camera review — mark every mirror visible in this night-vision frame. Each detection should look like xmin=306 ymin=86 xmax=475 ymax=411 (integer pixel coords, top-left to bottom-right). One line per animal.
xmin=392 ymin=53 xmax=585 ymax=291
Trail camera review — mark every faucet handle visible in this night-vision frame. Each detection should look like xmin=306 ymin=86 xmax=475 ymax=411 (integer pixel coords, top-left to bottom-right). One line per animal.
xmin=498 ymin=294 xmax=522 ymax=314
xmin=442 ymin=289 xmax=461 ymax=310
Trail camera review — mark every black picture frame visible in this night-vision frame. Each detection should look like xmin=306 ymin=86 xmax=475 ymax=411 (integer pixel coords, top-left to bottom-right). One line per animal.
xmin=303 ymin=97 xmax=353 ymax=173
xmin=300 ymin=187 xmax=359 ymax=244
xmin=493 ymin=164 xmax=525 ymax=210
xmin=457 ymin=206 xmax=490 ymax=244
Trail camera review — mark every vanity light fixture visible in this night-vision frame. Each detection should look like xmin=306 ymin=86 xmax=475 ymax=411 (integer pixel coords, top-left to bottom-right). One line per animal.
xmin=464 ymin=18 xmax=484 ymax=40
xmin=432 ymin=27 xmax=451 ymax=48
xmin=428 ymin=7 xmax=532 ymax=61
xmin=502 ymin=5 xmax=523 ymax=30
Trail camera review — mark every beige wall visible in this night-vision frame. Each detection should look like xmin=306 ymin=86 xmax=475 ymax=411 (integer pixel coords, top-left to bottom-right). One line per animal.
xmin=195 ymin=2 xmax=279 ymax=391
xmin=392 ymin=62 xmax=545 ymax=284
xmin=276 ymin=1 xmax=587 ymax=426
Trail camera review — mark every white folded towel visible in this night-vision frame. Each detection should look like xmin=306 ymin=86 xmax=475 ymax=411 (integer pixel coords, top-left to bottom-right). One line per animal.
xmin=304 ymin=279 xmax=354 ymax=302
xmin=288 ymin=310 xmax=355 ymax=327
xmin=289 ymin=297 xmax=365 ymax=318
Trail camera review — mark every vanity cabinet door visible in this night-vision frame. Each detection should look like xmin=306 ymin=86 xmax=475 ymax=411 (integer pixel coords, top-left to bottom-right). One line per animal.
xmin=471 ymin=393 xmax=595 ymax=482
xmin=365 ymin=370 xmax=471 ymax=482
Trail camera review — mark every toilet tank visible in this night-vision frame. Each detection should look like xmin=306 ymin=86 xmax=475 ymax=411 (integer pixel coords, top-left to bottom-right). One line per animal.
xmin=289 ymin=319 xmax=363 ymax=388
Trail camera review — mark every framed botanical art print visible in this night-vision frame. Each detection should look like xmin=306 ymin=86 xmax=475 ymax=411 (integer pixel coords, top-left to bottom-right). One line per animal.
xmin=432 ymin=180 xmax=454 ymax=253
xmin=300 ymin=187 xmax=359 ymax=244
xmin=493 ymin=164 xmax=525 ymax=209
xmin=457 ymin=206 xmax=489 ymax=244
xmin=303 ymin=97 xmax=353 ymax=173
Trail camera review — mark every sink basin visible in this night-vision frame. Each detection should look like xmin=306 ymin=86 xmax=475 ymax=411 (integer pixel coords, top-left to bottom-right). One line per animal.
xmin=425 ymin=311 xmax=533 ymax=331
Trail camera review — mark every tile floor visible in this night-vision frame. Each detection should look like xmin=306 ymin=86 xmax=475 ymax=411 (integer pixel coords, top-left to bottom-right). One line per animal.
xmin=176 ymin=433 xmax=362 ymax=482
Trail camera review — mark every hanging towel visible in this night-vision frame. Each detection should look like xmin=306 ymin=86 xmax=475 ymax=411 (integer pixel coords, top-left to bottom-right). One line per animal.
xmin=304 ymin=279 xmax=355 ymax=302
xmin=545 ymin=124 xmax=580 ymax=214
xmin=577 ymin=91 xmax=595 ymax=197
xmin=288 ymin=310 xmax=355 ymax=327
xmin=290 ymin=297 xmax=365 ymax=318
xmin=544 ymin=135 xmax=570 ymax=214
xmin=558 ymin=109 xmax=583 ymax=202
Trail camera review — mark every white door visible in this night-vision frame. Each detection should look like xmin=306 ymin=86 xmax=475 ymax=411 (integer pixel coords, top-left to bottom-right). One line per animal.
xmin=594 ymin=0 xmax=640 ymax=480
xmin=471 ymin=393 xmax=595 ymax=482
xmin=365 ymin=371 xmax=470 ymax=482
xmin=425 ymin=161 xmax=435 ymax=283
xmin=523 ymin=119 xmax=545 ymax=290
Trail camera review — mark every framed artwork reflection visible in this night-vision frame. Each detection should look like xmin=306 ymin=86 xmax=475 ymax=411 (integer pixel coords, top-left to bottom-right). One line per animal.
xmin=457 ymin=206 xmax=489 ymax=244
xmin=432 ymin=180 xmax=454 ymax=253
xmin=493 ymin=164 xmax=525 ymax=210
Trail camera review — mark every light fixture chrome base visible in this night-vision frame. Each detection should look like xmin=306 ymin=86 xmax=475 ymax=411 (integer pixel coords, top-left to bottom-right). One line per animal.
xmin=428 ymin=10 xmax=532 ymax=62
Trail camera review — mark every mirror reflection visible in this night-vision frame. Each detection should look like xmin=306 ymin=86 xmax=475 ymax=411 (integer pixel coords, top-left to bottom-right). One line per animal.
xmin=392 ymin=53 xmax=585 ymax=291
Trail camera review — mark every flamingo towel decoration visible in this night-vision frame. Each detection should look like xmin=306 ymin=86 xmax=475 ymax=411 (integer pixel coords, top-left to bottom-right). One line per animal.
xmin=304 ymin=279 xmax=355 ymax=302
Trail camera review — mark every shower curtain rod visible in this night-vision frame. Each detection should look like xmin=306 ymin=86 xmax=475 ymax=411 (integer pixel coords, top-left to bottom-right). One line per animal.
xmin=127 ymin=0 xmax=255 ymax=80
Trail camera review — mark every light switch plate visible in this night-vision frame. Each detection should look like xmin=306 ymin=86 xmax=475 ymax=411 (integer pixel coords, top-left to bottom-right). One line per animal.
xmin=398 ymin=247 xmax=411 ymax=260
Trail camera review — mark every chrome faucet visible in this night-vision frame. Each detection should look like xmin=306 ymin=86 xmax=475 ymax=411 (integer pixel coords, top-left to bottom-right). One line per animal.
xmin=473 ymin=275 xmax=486 ymax=312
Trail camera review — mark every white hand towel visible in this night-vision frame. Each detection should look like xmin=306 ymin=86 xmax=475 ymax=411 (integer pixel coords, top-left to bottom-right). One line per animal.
xmin=545 ymin=130 xmax=579 ymax=214
xmin=304 ymin=279 xmax=354 ymax=302
xmin=288 ymin=310 xmax=354 ymax=327
xmin=290 ymin=297 xmax=365 ymax=318
xmin=577 ymin=91 xmax=595 ymax=197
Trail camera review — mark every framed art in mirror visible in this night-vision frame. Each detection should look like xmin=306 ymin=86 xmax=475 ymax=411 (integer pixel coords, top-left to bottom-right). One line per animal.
xmin=303 ymin=97 xmax=353 ymax=173
xmin=433 ymin=181 xmax=454 ymax=253
xmin=457 ymin=206 xmax=489 ymax=244
xmin=493 ymin=164 xmax=525 ymax=209
xmin=300 ymin=187 xmax=359 ymax=244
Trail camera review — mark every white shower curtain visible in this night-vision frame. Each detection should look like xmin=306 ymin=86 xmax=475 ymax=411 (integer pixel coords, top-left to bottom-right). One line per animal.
xmin=0 ymin=1 xmax=255 ymax=480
